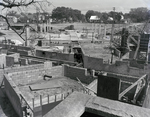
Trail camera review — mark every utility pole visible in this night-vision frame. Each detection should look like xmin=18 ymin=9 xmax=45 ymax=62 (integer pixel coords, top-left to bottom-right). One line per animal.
xmin=110 ymin=7 xmax=115 ymax=47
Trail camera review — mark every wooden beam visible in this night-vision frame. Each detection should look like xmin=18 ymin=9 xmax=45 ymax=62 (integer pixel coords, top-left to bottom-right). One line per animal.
xmin=131 ymin=36 xmax=138 ymax=44
xmin=76 ymin=77 xmax=97 ymax=95
xmin=132 ymin=79 xmax=145 ymax=103
xmin=133 ymin=35 xmax=140 ymax=59
xmin=119 ymin=74 xmax=147 ymax=100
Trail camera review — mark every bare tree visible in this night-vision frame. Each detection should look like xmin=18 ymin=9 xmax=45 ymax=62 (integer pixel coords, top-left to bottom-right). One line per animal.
xmin=0 ymin=0 xmax=52 ymax=42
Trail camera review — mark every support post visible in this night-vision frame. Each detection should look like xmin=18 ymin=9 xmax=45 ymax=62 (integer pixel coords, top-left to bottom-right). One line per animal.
xmin=55 ymin=95 xmax=57 ymax=102
xmin=48 ymin=95 xmax=49 ymax=104
xmin=40 ymin=95 xmax=42 ymax=107
xmin=32 ymin=98 xmax=34 ymax=108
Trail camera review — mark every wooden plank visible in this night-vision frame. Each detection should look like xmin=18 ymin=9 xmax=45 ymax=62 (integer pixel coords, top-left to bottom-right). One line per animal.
xmin=133 ymin=35 xmax=140 ymax=59
xmin=131 ymin=36 xmax=138 ymax=44
xmin=29 ymin=80 xmax=63 ymax=91
xmin=119 ymin=74 xmax=146 ymax=100
xmin=76 ymin=77 xmax=97 ymax=95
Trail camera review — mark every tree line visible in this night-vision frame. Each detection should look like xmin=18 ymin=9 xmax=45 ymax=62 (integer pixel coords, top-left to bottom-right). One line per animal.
xmin=5 ymin=7 xmax=150 ymax=24
xmin=51 ymin=7 xmax=150 ymax=23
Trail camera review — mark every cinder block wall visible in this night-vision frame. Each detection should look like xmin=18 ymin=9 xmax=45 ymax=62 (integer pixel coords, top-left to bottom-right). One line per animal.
xmin=7 ymin=53 xmax=20 ymax=63
xmin=83 ymin=55 xmax=103 ymax=70
xmin=9 ymin=66 xmax=62 ymax=86
xmin=0 ymin=54 xmax=6 ymax=68
xmin=63 ymin=64 xmax=96 ymax=84
xmin=36 ymin=50 xmax=74 ymax=62
xmin=83 ymin=56 xmax=146 ymax=77
xmin=29 ymin=60 xmax=44 ymax=65
xmin=4 ymin=75 xmax=23 ymax=117
xmin=0 ymin=70 xmax=4 ymax=84
xmin=17 ymin=49 xmax=29 ymax=55
xmin=113 ymin=48 xmax=121 ymax=57
xmin=129 ymin=60 xmax=145 ymax=69
xmin=0 ymin=64 xmax=44 ymax=84
xmin=0 ymin=43 xmax=31 ymax=51
xmin=6 ymin=56 xmax=14 ymax=67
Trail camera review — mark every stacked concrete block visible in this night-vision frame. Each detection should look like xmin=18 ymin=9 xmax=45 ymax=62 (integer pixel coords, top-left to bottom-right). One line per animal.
xmin=19 ymin=58 xmax=28 ymax=65
xmin=17 ymin=49 xmax=29 ymax=55
xmin=44 ymin=61 xmax=52 ymax=69
xmin=83 ymin=55 xmax=103 ymax=70
xmin=1 ymin=49 xmax=8 ymax=54
xmin=83 ymin=56 xmax=146 ymax=77
xmin=36 ymin=50 xmax=74 ymax=62
xmin=29 ymin=60 xmax=43 ymax=65
xmin=4 ymin=76 xmax=23 ymax=117
xmin=63 ymin=64 xmax=96 ymax=84
xmin=6 ymin=56 xmax=14 ymax=67
xmin=7 ymin=53 xmax=20 ymax=63
xmin=0 ymin=54 xmax=6 ymax=68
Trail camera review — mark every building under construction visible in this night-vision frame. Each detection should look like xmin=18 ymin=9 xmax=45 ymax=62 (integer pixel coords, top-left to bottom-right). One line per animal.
xmin=0 ymin=22 xmax=150 ymax=117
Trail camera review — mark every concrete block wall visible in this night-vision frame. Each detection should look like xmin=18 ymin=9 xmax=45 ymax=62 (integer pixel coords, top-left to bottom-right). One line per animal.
xmin=4 ymin=75 xmax=23 ymax=117
xmin=0 ymin=43 xmax=31 ymax=51
xmin=83 ymin=55 xmax=146 ymax=77
xmin=0 ymin=69 xmax=4 ymax=84
xmin=9 ymin=66 xmax=62 ymax=86
xmin=17 ymin=49 xmax=29 ymax=55
xmin=107 ymin=73 xmax=139 ymax=83
xmin=114 ymin=48 xmax=121 ymax=57
xmin=17 ymin=46 xmax=31 ymax=51
xmin=0 ymin=44 xmax=10 ymax=49
xmin=1 ymin=49 xmax=7 ymax=54
xmin=29 ymin=60 xmax=44 ymax=65
xmin=56 ymin=53 xmax=74 ymax=62
xmin=6 ymin=56 xmax=14 ymax=67
xmin=19 ymin=58 xmax=28 ymax=65
xmin=0 ymin=64 xmax=45 ymax=84
xmin=18 ymin=58 xmax=44 ymax=66
xmin=5 ymin=64 xmax=44 ymax=73
xmin=84 ymin=55 xmax=103 ymax=69
xmin=0 ymin=44 xmax=32 ymax=56
xmin=0 ymin=54 xmax=6 ymax=68
xmin=63 ymin=64 xmax=96 ymax=84
xmin=129 ymin=60 xmax=145 ymax=69
xmin=7 ymin=52 xmax=20 ymax=63
xmin=36 ymin=50 xmax=74 ymax=62
xmin=102 ymin=61 xmax=145 ymax=77
xmin=44 ymin=61 xmax=52 ymax=69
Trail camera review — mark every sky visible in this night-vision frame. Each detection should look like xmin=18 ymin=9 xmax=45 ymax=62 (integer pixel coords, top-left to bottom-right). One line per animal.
xmin=0 ymin=0 xmax=150 ymax=14
xmin=50 ymin=0 xmax=150 ymax=14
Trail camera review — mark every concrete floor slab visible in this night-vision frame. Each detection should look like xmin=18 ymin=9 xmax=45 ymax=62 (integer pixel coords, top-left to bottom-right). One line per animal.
xmin=44 ymin=91 xmax=150 ymax=117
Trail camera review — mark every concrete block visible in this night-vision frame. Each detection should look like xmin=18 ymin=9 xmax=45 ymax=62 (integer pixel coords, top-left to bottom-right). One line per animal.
xmin=63 ymin=64 xmax=95 ymax=84
xmin=7 ymin=53 xmax=20 ymax=63
xmin=44 ymin=61 xmax=52 ymax=69
xmin=0 ymin=54 xmax=6 ymax=68
xmin=19 ymin=58 xmax=28 ymax=65
xmin=83 ymin=56 xmax=103 ymax=70
xmin=6 ymin=56 xmax=14 ymax=67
